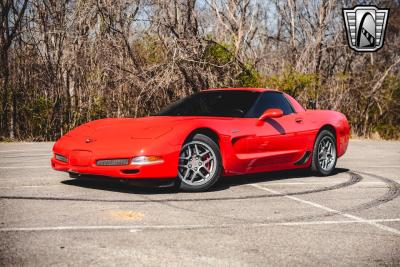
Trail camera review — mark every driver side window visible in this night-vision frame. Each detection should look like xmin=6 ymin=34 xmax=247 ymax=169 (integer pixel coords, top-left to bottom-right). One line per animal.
xmin=247 ymin=92 xmax=294 ymax=118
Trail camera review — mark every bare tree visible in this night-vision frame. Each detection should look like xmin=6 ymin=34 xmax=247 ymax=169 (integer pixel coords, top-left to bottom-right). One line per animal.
xmin=1 ymin=0 xmax=399 ymax=140
xmin=0 ymin=0 xmax=28 ymax=138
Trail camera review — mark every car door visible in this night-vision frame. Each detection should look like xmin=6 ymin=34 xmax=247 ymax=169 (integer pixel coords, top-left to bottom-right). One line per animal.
xmin=245 ymin=92 xmax=310 ymax=172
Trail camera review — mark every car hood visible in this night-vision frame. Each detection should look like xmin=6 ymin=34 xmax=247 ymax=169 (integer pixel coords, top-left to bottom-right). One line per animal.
xmin=55 ymin=115 xmax=235 ymax=157
xmin=65 ymin=116 xmax=193 ymax=140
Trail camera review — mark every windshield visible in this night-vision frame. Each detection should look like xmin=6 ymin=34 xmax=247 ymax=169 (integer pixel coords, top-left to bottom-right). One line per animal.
xmin=158 ymin=90 xmax=261 ymax=117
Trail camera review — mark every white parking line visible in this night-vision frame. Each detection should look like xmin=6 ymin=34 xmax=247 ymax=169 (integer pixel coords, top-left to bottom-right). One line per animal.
xmin=0 ymin=185 xmax=61 ymax=189
xmin=357 ymin=166 xmax=400 ymax=168
xmin=277 ymin=218 xmax=400 ymax=226
xmin=1 ymin=218 xmax=400 ymax=232
xmin=0 ymin=177 xmax=55 ymax=181
xmin=250 ymin=184 xmax=400 ymax=235
xmin=0 ymin=149 xmax=50 ymax=153
xmin=0 ymin=166 xmax=49 ymax=169
xmin=0 ymin=154 xmax=52 ymax=158
xmin=262 ymin=181 xmax=385 ymax=186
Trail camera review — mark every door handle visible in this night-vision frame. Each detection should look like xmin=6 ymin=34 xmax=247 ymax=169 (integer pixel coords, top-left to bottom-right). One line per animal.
xmin=295 ymin=117 xmax=303 ymax=123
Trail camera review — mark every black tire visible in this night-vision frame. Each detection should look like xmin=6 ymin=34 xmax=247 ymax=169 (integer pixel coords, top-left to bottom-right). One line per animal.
xmin=177 ymin=134 xmax=222 ymax=192
xmin=311 ymin=129 xmax=337 ymax=176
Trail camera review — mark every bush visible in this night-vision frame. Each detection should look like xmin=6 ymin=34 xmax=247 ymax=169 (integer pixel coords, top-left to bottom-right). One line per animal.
xmin=265 ymin=69 xmax=317 ymax=97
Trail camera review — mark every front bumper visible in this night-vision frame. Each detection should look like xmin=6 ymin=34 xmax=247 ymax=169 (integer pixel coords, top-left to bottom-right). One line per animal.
xmin=51 ymin=153 xmax=178 ymax=179
xmin=68 ymin=172 xmax=176 ymax=187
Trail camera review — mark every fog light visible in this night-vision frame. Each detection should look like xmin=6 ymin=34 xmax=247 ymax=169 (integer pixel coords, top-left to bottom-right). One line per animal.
xmin=131 ymin=156 xmax=164 ymax=165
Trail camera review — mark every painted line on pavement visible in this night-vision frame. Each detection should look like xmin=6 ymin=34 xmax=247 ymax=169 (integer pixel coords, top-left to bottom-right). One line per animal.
xmin=1 ymin=218 xmax=400 ymax=232
xmin=0 ymin=185 xmax=61 ymax=189
xmin=250 ymin=183 xmax=400 ymax=235
xmin=0 ymin=166 xmax=49 ymax=169
xmin=358 ymin=166 xmax=400 ymax=168
xmin=261 ymin=181 xmax=385 ymax=185
xmin=0 ymin=154 xmax=52 ymax=158
xmin=0 ymin=149 xmax=50 ymax=154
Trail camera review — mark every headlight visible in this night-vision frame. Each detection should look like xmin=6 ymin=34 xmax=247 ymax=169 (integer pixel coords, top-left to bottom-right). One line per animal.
xmin=55 ymin=153 xmax=68 ymax=163
xmin=131 ymin=156 xmax=164 ymax=165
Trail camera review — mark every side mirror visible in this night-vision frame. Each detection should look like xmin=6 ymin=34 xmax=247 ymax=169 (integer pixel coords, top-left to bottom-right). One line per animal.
xmin=258 ymin=108 xmax=283 ymax=121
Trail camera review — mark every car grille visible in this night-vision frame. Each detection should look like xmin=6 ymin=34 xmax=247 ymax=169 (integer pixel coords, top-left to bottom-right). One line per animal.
xmin=96 ymin=158 xmax=130 ymax=166
xmin=55 ymin=153 xmax=68 ymax=163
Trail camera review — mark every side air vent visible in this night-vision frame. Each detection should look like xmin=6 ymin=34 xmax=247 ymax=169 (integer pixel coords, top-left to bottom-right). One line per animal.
xmin=294 ymin=151 xmax=311 ymax=166
xmin=96 ymin=158 xmax=130 ymax=166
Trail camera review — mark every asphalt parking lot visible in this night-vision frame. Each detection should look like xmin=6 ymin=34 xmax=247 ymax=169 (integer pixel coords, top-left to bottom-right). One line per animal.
xmin=0 ymin=140 xmax=399 ymax=266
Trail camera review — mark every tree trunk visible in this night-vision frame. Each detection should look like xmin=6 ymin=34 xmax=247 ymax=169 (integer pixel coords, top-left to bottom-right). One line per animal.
xmin=1 ymin=49 xmax=10 ymax=137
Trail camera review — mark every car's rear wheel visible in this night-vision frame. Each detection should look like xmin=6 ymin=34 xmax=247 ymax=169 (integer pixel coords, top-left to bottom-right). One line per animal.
xmin=177 ymin=134 xmax=222 ymax=192
xmin=311 ymin=130 xmax=337 ymax=176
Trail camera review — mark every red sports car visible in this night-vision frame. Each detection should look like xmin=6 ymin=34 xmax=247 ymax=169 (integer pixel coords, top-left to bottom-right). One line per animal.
xmin=52 ymin=88 xmax=350 ymax=191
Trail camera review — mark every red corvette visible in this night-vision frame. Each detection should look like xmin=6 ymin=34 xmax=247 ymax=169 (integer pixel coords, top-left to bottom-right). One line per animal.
xmin=52 ymin=88 xmax=350 ymax=191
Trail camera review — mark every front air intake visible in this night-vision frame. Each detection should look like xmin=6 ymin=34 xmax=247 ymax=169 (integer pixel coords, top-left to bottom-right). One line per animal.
xmin=96 ymin=158 xmax=130 ymax=166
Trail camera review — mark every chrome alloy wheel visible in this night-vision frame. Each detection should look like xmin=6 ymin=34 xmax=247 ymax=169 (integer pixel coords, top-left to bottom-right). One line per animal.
xmin=178 ymin=141 xmax=217 ymax=186
xmin=317 ymin=136 xmax=336 ymax=171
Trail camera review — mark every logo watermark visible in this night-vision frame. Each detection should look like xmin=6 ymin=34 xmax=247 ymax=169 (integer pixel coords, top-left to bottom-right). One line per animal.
xmin=343 ymin=5 xmax=389 ymax=52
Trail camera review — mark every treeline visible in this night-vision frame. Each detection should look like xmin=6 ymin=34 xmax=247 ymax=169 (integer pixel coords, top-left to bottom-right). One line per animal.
xmin=0 ymin=0 xmax=399 ymax=141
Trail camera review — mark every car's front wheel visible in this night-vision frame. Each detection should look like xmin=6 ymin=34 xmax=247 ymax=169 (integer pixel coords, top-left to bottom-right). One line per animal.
xmin=177 ymin=134 xmax=222 ymax=192
xmin=311 ymin=130 xmax=337 ymax=176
